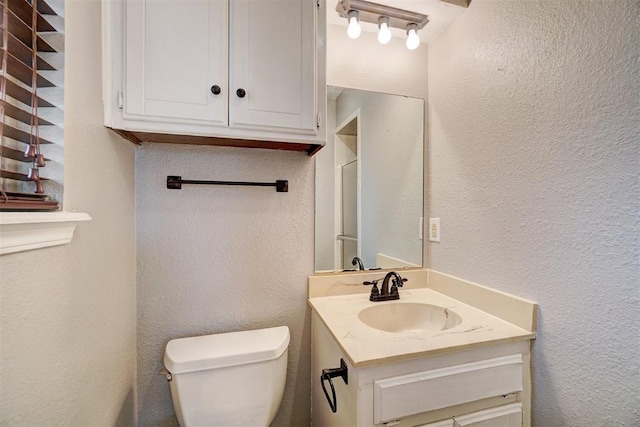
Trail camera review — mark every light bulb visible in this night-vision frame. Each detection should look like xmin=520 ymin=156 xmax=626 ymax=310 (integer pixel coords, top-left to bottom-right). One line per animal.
xmin=406 ymin=26 xmax=420 ymax=50
xmin=377 ymin=17 xmax=391 ymax=45
xmin=347 ymin=10 xmax=361 ymax=39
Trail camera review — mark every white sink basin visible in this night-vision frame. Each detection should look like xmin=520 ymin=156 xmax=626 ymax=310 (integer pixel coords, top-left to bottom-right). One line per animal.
xmin=358 ymin=302 xmax=462 ymax=333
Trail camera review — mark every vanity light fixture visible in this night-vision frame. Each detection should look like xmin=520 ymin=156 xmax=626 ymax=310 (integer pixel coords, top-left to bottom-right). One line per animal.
xmin=336 ymin=0 xmax=429 ymax=49
xmin=406 ymin=23 xmax=420 ymax=50
xmin=347 ymin=10 xmax=362 ymax=39
xmin=377 ymin=17 xmax=392 ymax=45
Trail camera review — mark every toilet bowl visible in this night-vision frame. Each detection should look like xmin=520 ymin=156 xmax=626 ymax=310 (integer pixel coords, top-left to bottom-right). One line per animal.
xmin=164 ymin=326 xmax=290 ymax=426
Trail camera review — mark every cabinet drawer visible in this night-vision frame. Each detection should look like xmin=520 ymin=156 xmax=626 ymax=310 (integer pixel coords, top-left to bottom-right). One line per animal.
xmin=454 ymin=402 xmax=522 ymax=427
xmin=418 ymin=420 xmax=455 ymax=427
xmin=373 ymin=355 xmax=523 ymax=424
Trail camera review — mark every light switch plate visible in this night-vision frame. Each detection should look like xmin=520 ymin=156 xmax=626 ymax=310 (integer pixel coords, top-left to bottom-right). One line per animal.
xmin=429 ymin=218 xmax=440 ymax=242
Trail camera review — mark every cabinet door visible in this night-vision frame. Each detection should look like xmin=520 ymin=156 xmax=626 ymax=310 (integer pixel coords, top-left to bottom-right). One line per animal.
xmin=125 ymin=0 xmax=227 ymax=126
xmin=229 ymin=0 xmax=317 ymax=134
xmin=453 ymin=403 xmax=522 ymax=427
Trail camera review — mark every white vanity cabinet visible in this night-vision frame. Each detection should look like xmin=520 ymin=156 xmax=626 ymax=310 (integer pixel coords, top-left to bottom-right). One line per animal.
xmin=312 ymin=311 xmax=532 ymax=427
xmin=102 ymin=0 xmax=326 ymax=153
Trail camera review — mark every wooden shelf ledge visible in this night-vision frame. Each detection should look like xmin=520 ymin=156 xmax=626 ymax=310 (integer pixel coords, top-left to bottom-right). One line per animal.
xmin=109 ymin=128 xmax=324 ymax=156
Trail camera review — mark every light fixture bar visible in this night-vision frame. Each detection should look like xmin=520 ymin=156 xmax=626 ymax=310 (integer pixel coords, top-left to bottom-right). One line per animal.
xmin=336 ymin=0 xmax=429 ymax=32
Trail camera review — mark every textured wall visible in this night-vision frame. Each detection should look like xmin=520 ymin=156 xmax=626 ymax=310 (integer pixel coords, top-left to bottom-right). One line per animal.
xmin=428 ymin=0 xmax=639 ymax=424
xmin=135 ymin=144 xmax=315 ymax=426
xmin=0 ymin=0 xmax=137 ymax=425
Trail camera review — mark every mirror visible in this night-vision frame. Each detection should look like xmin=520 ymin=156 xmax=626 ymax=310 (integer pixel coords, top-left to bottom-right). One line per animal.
xmin=315 ymin=86 xmax=424 ymax=273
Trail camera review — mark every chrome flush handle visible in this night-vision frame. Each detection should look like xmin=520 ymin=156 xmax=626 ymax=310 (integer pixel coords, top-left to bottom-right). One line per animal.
xmin=159 ymin=367 xmax=172 ymax=382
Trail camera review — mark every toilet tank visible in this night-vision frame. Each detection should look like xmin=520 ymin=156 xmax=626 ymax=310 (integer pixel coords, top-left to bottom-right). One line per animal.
xmin=164 ymin=326 xmax=290 ymax=427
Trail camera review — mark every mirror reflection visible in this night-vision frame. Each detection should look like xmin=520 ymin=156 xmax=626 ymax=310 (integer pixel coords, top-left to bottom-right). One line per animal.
xmin=315 ymin=86 xmax=424 ymax=273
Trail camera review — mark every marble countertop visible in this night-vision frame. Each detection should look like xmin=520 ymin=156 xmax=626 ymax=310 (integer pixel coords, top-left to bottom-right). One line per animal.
xmin=308 ymin=287 xmax=535 ymax=368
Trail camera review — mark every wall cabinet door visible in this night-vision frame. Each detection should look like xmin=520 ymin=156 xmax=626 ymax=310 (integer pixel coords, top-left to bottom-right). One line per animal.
xmin=229 ymin=0 xmax=317 ymax=133
xmin=124 ymin=0 xmax=227 ymax=126
xmin=104 ymin=0 xmax=325 ymax=149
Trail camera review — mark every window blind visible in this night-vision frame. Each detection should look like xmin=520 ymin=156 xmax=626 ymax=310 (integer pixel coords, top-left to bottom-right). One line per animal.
xmin=0 ymin=0 xmax=62 ymax=211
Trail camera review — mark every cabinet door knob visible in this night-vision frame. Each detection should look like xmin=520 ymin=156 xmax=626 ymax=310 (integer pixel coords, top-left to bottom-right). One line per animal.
xmin=210 ymin=85 xmax=221 ymax=95
xmin=236 ymin=88 xmax=246 ymax=98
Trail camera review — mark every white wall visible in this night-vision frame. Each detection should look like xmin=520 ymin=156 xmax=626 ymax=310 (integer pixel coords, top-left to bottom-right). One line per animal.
xmin=135 ymin=145 xmax=315 ymax=426
xmin=327 ymin=24 xmax=428 ymax=98
xmin=0 ymin=0 xmax=137 ymax=424
xmin=428 ymin=0 xmax=639 ymax=424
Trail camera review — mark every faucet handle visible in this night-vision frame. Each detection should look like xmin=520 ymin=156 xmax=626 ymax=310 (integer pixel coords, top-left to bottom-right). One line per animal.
xmin=364 ymin=279 xmax=380 ymax=301
xmin=390 ymin=284 xmax=399 ymax=296
xmin=394 ymin=277 xmax=408 ymax=288
xmin=369 ymin=284 xmax=380 ymax=300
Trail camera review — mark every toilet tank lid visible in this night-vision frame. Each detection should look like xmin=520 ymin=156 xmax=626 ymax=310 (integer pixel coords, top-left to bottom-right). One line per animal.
xmin=164 ymin=326 xmax=290 ymax=374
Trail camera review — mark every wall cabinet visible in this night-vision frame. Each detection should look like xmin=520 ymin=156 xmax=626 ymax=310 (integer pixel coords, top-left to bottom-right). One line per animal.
xmin=312 ymin=311 xmax=532 ymax=427
xmin=102 ymin=0 xmax=326 ymax=154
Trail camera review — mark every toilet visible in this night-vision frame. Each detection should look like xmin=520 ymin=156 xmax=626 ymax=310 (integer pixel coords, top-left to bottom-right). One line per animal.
xmin=163 ymin=326 xmax=290 ymax=426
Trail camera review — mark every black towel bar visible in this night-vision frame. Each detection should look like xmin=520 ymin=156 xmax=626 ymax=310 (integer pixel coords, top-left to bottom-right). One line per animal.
xmin=166 ymin=176 xmax=288 ymax=192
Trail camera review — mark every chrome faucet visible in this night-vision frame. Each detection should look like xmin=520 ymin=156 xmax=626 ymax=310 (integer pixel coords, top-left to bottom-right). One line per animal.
xmin=363 ymin=271 xmax=407 ymax=302
xmin=351 ymin=256 xmax=365 ymax=271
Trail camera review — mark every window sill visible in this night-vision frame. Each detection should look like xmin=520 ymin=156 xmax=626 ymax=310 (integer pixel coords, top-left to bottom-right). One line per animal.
xmin=0 ymin=211 xmax=92 ymax=255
